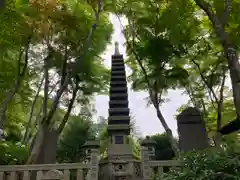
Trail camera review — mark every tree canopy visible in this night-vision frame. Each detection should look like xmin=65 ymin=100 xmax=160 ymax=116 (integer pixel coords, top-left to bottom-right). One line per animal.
xmin=1 ymin=0 xmax=240 ymax=168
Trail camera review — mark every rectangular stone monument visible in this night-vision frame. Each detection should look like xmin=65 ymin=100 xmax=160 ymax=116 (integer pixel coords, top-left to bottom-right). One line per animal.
xmin=177 ymin=107 xmax=209 ymax=152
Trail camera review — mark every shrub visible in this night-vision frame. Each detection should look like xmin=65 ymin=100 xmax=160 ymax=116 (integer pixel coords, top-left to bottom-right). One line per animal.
xmin=0 ymin=140 xmax=29 ymax=165
xmin=158 ymin=147 xmax=240 ymax=180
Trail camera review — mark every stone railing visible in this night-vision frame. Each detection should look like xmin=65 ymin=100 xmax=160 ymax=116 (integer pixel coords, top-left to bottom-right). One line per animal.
xmin=0 ymin=149 xmax=99 ymax=180
xmin=0 ymin=163 xmax=89 ymax=180
xmin=149 ymin=160 xmax=182 ymax=177
xmin=141 ymin=147 xmax=182 ymax=180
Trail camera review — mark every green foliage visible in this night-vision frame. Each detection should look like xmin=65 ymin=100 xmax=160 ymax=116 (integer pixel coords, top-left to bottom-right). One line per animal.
xmin=57 ymin=116 xmax=95 ymax=163
xmin=159 ymin=147 xmax=240 ymax=180
xmin=0 ymin=140 xmax=29 ymax=165
xmin=151 ymin=133 xmax=175 ymax=160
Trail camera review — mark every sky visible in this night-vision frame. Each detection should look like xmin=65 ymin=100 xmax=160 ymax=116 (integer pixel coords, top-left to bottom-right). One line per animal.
xmin=94 ymin=14 xmax=189 ymax=137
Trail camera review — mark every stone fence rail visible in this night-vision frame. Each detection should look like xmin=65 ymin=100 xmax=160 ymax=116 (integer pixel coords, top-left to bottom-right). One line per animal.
xmin=0 ymin=163 xmax=90 ymax=180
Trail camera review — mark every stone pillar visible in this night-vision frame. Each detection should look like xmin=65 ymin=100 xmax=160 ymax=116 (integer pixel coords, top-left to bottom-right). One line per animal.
xmin=140 ymin=136 xmax=156 ymax=160
xmin=83 ymin=137 xmax=100 ymax=180
xmin=177 ymin=107 xmax=209 ymax=152
xmin=141 ymin=146 xmax=151 ymax=180
xmin=89 ymin=149 xmax=99 ymax=180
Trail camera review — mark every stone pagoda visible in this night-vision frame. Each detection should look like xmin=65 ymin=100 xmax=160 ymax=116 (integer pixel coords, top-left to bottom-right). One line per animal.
xmin=107 ymin=42 xmax=133 ymax=160
xmin=83 ymin=42 xmax=161 ymax=180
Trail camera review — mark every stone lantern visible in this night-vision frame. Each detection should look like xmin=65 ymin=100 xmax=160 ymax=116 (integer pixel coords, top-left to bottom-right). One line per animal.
xmin=83 ymin=136 xmax=100 ymax=163
xmin=141 ymin=136 xmax=156 ymax=160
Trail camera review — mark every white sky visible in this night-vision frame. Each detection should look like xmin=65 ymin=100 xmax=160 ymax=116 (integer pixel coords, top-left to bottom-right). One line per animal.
xmin=94 ymin=15 xmax=189 ymax=137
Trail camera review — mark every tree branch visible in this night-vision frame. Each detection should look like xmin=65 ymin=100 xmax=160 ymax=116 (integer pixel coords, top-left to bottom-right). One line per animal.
xmin=42 ymin=54 xmax=50 ymax=124
xmin=57 ymin=79 xmax=79 ymax=134
xmin=0 ymin=37 xmax=30 ymax=129
xmin=190 ymin=56 xmax=219 ymax=103
xmin=222 ymin=0 xmax=231 ymax=26
xmin=22 ymin=74 xmax=44 ymax=144
xmin=217 ymin=70 xmax=226 ymax=131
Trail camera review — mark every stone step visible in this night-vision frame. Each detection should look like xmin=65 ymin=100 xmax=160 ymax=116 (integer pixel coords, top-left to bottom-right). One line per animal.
xmin=109 ymin=108 xmax=130 ymax=116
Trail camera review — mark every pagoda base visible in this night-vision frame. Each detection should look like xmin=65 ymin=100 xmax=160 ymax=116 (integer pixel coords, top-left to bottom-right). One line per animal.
xmin=107 ymin=144 xmax=134 ymax=160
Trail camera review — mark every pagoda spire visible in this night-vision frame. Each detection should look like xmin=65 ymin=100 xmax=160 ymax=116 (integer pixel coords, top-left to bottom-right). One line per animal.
xmin=114 ymin=41 xmax=120 ymax=55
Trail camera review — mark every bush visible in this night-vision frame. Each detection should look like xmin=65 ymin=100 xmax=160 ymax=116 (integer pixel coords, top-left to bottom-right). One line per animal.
xmin=0 ymin=140 xmax=29 ymax=165
xmin=158 ymin=147 xmax=240 ymax=180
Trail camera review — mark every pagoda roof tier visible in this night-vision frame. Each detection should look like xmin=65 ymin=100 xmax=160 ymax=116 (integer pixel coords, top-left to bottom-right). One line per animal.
xmin=107 ymin=124 xmax=131 ymax=134
xmin=108 ymin=116 xmax=130 ymax=121
xmin=111 ymin=62 xmax=124 ymax=66
xmin=111 ymin=70 xmax=125 ymax=75
xmin=108 ymin=108 xmax=130 ymax=116
xmin=111 ymin=54 xmax=123 ymax=59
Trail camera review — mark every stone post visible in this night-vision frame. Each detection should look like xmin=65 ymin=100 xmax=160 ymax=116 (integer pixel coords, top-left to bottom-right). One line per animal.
xmin=83 ymin=137 xmax=100 ymax=180
xmin=177 ymin=107 xmax=209 ymax=152
xmin=141 ymin=146 xmax=151 ymax=180
xmin=89 ymin=149 xmax=99 ymax=180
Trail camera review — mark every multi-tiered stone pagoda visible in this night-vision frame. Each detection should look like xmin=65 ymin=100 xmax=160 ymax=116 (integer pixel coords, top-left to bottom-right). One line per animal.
xmin=107 ymin=42 xmax=133 ymax=160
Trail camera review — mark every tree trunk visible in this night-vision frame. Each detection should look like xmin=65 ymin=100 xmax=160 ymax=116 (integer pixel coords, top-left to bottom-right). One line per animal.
xmin=155 ymin=106 xmax=179 ymax=156
xmin=26 ymin=125 xmax=45 ymax=164
xmin=27 ymin=84 xmax=78 ymax=164
xmin=194 ymin=0 xmax=240 ymax=117
xmin=27 ymin=125 xmax=58 ymax=164
xmin=194 ymin=0 xmax=240 ymax=137
xmin=36 ymin=128 xmax=58 ymax=164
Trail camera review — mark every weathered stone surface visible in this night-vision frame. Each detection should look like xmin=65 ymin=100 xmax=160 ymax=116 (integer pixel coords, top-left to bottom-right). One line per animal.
xmin=177 ymin=107 xmax=209 ymax=152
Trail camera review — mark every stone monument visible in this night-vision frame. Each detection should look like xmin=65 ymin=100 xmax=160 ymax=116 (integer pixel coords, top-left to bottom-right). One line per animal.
xmin=177 ymin=107 xmax=209 ymax=152
xmin=107 ymin=41 xmax=133 ymax=160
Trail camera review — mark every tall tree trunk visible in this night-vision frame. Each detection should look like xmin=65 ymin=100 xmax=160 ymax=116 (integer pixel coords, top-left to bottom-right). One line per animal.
xmin=27 ymin=125 xmax=59 ymax=164
xmin=154 ymin=106 xmax=179 ymax=156
xmin=27 ymin=83 xmax=79 ymax=164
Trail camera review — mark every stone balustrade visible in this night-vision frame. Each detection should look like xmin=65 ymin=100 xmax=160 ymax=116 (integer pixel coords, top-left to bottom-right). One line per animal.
xmin=0 ymin=163 xmax=89 ymax=180
xmin=149 ymin=160 xmax=182 ymax=177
